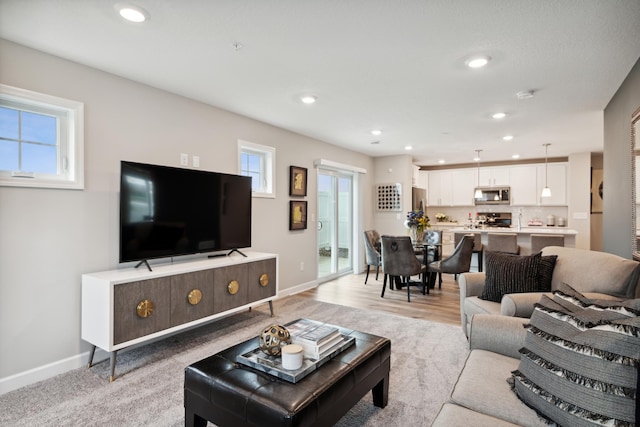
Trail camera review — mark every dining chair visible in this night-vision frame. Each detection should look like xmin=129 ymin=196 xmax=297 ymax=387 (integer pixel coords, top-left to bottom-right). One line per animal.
xmin=427 ymin=234 xmax=474 ymax=288
xmin=486 ymin=233 xmax=520 ymax=255
xmin=530 ymin=234 xmax=564 ymax=254
xmin=454 ymin=231 xmax=483 ymax=272
xmin=380 ymin=235 xmax=427 ymax=302
xmin=363 ymin=230 xmax=382 ymax=284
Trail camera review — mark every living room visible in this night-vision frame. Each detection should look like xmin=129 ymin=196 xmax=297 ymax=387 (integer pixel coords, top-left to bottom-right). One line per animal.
xmin=1 ymin=1 xmax=640 ymax=424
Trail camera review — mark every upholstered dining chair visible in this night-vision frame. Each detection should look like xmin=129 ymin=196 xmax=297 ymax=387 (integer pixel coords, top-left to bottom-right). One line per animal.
xmin=454 ymin=231 xmax=483 ymax=272
xmin=363 ymin=230 xmax=382 ymax=284
xmin=427 ymin=234 xmax=474 ymax=288
xmin=380 ymin=235 xmax=427 ymax=302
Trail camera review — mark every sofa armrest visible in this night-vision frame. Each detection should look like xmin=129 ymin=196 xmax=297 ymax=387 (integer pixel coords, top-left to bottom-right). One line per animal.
xmin=468 ymin=314 xmax=528 ymax=359
xmin=459 ymin=272 xmax=486 ymax=297
xmin=500 ymin=292 xmax=551 ymax=318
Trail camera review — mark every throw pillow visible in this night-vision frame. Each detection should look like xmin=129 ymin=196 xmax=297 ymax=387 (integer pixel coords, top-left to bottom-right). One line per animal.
xmin=480 ymin=251 xmax=542 ymax=302
xmin=511 ymin=284 xmax=640 ymax=426
xmin=536 ymin=255 xmax=557 ymax=292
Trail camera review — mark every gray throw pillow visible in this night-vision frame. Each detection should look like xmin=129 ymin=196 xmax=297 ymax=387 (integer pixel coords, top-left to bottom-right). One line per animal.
xmin=511 ymin=283 xmax=640 ymax=426
xmin=479 ymin=251 xmax=542 ymax=302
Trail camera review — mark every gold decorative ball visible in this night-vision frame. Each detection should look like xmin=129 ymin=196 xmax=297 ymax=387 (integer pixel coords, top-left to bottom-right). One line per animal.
xmin=258 ymin=324 xmax=291 ymax=356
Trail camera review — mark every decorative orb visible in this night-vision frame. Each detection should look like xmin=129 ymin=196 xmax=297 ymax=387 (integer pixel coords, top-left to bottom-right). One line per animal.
xmin=258 ymin=324 xmax=291 ymax=356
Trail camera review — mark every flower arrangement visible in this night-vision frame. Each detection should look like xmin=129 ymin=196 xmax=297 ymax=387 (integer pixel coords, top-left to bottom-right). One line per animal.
xmin=405 ymin=209 xmax=430 ymax=232
xmin=435 ymin=212 xmax=448 ymax=222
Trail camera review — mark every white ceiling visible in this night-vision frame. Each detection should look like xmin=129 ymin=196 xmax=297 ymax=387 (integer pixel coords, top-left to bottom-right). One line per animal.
xmin=1 ymin=0 xmax=639 ymax=166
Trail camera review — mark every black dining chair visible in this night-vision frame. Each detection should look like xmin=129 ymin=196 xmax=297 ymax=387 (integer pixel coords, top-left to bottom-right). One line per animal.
xmin=363 ymin=230 xmax=382 ymax=284
xmin=380 ymin=235 xmax=427 ymax=302
xmin=427 ymin=234 xmax=474 ymax=288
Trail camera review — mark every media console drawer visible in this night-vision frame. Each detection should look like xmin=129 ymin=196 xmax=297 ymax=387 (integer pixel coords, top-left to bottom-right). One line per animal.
xmin=81 ymin=252 xmax=278 ymax=381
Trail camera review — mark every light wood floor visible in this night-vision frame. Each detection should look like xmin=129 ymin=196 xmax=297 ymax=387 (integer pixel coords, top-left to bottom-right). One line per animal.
xmin=299 ymin=270 xmax=463 ymax=327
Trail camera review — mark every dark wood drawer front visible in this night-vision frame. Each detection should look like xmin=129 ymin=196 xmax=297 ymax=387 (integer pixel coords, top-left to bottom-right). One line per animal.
xmin=170 ymin=270 xmax=215 ymax=327
xmin=247 ymin=258 xmax=277 ymax=302
xmin=114 ymin=277 xmax=172 ymax=345
xmin=213 ymin=264 xmax=249 ymax=313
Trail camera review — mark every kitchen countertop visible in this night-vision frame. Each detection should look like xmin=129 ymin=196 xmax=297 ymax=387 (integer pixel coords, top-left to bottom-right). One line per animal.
xmin=439 ymin=225 xmax=578 ymax=235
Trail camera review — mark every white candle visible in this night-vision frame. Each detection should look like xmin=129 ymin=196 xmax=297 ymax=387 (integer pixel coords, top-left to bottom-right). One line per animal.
xmin=281 ymin=344 xmax=304 ymax=370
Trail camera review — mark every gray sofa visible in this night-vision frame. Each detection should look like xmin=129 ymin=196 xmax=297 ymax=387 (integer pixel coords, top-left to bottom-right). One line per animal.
xmin=459 ymin=246 xmax=640 ymax=337
xmin=432 ymin=246 xmax=640 ymax=425
xmin=432 ymin=314 xmax=544 ymax=426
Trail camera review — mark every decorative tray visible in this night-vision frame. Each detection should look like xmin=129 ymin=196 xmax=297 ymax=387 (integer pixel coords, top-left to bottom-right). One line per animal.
xmin=236 ymin=333 xmax=355 ymax=383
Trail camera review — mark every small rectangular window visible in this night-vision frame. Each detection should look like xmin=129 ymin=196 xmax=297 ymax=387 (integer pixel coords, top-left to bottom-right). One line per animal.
xmin=238 ymin=140 xmax=275 ymax=198
xmin=0 ymin=84 xmax=84 ymax=189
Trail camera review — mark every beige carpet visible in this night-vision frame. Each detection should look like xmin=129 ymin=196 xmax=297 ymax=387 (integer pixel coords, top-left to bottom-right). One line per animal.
xmin=0 ymin=296 xmax=469 ymax=426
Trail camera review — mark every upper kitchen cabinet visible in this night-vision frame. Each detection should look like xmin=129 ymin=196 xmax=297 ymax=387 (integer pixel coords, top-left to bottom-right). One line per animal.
xmin=509 ymin=165 xmax=538 ymax=206
xmin=478 ymin=166 xmax=509 ymax=187
xmin=537 ymin=162 xmax=567 ymax=206
xmin=427 ymin=170 xmax=452 ymax=206
xmin=451 ymin=169 xmax=477 ymax=206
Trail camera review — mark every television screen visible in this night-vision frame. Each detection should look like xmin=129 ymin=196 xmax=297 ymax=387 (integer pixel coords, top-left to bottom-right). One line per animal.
xmin=119 ymin=161 xmax=252 ymax=263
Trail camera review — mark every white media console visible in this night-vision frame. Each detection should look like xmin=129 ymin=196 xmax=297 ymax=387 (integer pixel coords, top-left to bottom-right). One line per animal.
xmin=81 ymin=251 xmax=278 ymax=381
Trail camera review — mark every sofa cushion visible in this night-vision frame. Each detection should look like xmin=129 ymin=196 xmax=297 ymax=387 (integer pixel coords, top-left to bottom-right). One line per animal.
xmin=450 ymin=350 xmax=548 ymax=427
xmin=541 ymin=246 xmax=640 ymax=298
xmin=432 ymin=403 xmax=522 ymax=427
xmin=511 ymin=284 xmax=640 ymax=426
xmin=480 ymin=252 xmax=543 ymax=302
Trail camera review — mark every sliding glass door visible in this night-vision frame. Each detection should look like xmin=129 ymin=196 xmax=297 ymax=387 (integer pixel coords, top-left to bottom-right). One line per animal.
xmin=317 ymin=170 xmax=353 ymax=281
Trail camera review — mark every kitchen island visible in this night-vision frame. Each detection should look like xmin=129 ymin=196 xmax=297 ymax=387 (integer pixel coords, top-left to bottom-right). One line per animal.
xmin=439 ymin=225 xmax=577 ymax=256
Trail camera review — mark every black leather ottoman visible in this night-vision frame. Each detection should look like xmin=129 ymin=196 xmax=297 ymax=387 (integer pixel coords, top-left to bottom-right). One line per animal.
xmin=184 ymin=327 xmax=391 ymax=427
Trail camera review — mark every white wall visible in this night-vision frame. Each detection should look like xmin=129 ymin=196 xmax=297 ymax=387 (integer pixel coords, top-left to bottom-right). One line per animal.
xmin=372 ymin=155 xmax=414 ymax=236
xmin=0 ymin=39 xmax=374 ymax=391
xmin=567 ymin=152 xmax=592 ymax=250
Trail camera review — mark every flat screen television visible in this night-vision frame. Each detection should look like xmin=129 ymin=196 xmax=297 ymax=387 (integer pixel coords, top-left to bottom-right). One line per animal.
xmin=119 ymin=161 xmax=252 ymax=264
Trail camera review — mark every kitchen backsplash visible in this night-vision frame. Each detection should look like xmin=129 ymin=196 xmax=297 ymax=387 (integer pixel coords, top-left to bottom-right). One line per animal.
xmin=425 ymin=206 xmax=569 ymax=226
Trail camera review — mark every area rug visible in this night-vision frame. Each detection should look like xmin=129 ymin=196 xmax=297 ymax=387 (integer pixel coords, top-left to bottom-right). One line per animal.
xmin=0 ymin=296 xmax=469 ymax=426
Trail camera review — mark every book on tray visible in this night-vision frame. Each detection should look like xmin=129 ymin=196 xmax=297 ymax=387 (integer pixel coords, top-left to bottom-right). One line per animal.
xmin=286 ymin=319 xmax=343 ymax=359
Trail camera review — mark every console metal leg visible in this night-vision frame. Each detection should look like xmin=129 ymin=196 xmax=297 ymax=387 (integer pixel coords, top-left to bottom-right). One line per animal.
xmin=87 ymin=345 xmax=97 ymax=368
xmin=109 ymin=351 xmax=117 ymax=383
xmin=269 ymin=300 xmax=274 ymax=317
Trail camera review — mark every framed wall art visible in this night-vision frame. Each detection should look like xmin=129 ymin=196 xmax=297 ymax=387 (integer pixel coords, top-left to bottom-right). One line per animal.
xmin=289 ymin=166 xmax=307 ymax=197
xmin=591 ymin=168 xmax=603 ymax=213
xmin=289 ymin=200 xmax=308 ymax=230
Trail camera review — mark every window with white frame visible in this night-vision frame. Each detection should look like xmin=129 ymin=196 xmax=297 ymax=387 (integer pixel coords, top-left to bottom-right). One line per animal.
xmin=0 ymin=84 xmax=84 ymax=189
xmin=238 ymin=140 xmax=275 ymax=198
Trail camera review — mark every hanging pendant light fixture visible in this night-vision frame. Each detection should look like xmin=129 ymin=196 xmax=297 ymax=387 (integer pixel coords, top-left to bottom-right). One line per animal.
xmin=541 ymin=143 xmax=552 ymax=198
xmin=474 ymin=150 xmax=483 ymax=199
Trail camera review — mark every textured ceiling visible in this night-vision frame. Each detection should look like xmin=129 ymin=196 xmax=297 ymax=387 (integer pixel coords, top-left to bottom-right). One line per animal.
xmin=1 ymin=0 xmax=639 ymax=166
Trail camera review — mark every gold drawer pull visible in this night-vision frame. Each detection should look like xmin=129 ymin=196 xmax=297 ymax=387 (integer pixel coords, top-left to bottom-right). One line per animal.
xmin=259 ymin=273 xmax=269 ymax=287
xmin=188 ymin=289 xmax=202 ymax=305
xmin=136 ymin=299 xmax=154 ymax=318
xmin=228 ymin=280 xmax=239 ymax=295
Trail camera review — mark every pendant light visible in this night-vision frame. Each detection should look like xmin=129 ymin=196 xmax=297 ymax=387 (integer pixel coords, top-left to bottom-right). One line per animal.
xmin=541 ymin=143 xmax=552 ymax=198
xmin=474 ymin=150 xmax=483 ymax=199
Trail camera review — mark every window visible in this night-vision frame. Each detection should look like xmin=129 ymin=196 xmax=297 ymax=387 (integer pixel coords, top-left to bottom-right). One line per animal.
xmin=0 ymin=84 xmax=84 ymax=189
xmin=238 ymin=140 xmax=275 ymax=198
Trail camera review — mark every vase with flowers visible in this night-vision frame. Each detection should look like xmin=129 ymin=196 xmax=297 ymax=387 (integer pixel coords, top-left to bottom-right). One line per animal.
xmin=405 ymin=210 xmax=430 ymax=243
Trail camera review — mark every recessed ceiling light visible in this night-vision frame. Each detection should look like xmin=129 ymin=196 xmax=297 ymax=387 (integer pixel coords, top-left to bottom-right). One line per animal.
xmin=503 ymin=135 xmax=514 ymax=141
xmin=371 ymin=129 xmax=382 ymax=136
xmin=438 ymin=159 xmax=446 ymax=164
xmin=492 ymin=112 xmax=507 ymax=119
xmin=512 ymin=154 xmax=520 ymax=159
xmin=466 ymin=55 xmax=491 ymax=68
xmin=300 ymin=95 xmax=317 ymax=104
xmin=404 ymin=145 xmax=413 ymax=151
xmin=370 ymin=141 xmax=380 ymax=145
xmin=117 ymin=4 xmax=149 ymax=23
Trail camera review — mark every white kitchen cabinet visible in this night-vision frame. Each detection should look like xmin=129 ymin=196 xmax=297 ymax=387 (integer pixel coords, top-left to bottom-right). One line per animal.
xmin=451 ymin=169 xmax=477 ymax=206
xmin=417 ymin=170 xmax=428 ymax=190
xmin=537 ymin=163 xmax=567 ymax=206
xmin=509 ymin=165 xmax=538 ymax=206
xmin=427 ymin=170 xmax=453 ymax=206
xmin=478 ymin=166 xmax=509 ymax=187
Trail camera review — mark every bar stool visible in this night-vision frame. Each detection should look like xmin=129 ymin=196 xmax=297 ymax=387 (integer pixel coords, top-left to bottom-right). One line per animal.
xmin=530 ymin=234 xmax=564 ymax=254
xmin=454 ymin=232 xmax=483 ymax=272
xmin=487 ymin=233 xmax=520 ymax=255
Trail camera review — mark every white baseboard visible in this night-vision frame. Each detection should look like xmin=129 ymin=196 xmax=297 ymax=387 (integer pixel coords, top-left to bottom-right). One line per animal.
xmin=0 ymin=281 xmax=319 ymax=396
xmin=0 ymin=348 xmax=108 ymax=395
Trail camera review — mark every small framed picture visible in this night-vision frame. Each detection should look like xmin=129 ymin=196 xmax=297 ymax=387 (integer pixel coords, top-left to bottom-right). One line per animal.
xmin=289 ymin=166 xmax=307 ymax=197
xmin=289 ymin=200 xmax=308 ymax=230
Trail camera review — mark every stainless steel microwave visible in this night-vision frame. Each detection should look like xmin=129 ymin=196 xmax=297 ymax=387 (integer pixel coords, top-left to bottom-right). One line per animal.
xmin=474 ymin=186 xmax=510 ymax=205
